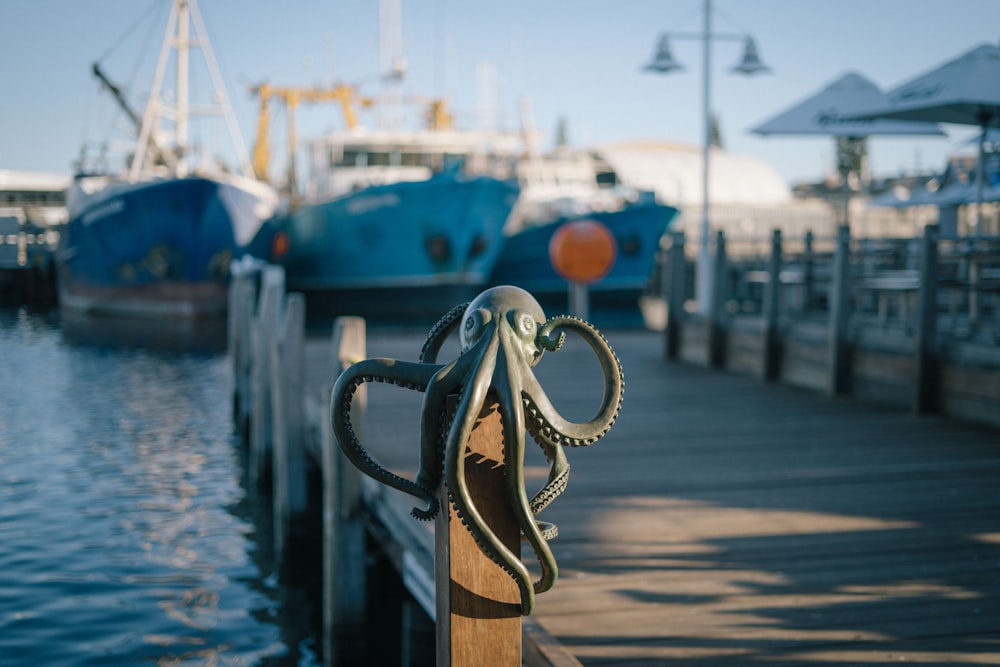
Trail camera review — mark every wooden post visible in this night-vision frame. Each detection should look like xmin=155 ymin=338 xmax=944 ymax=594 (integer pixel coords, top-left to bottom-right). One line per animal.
xmin=828 ymin=225 xmax=851 ymax=397
xmin=665 ymin=232 xmax=686 ymax=360
xmin=227 ymin=265 xmax=242 ymax=404
xmin=323 ymin=316 xmax=368 ymax=665
xmin=763 ymin=229 xmax=782 ymax=382
xmin=969 ymin=255 xmax=981 ymax=327
xmin=272 ymin=292 xmax=308 ymax=573
xmin=709 ymin=230 xmax=727 ymax=368
xmin=230 ymin=269 xmax=258 ymax=445
xmin=803 ymin=230 xmax=815 ymax=311
xmin=227 ymin=261 xmax=252 ymax=385
xmin=435 ymin=398 xmax=521 ymax=667
xmin=568 ymin=282 xmax=589 ymax=321
xmin=913 ymin=224 xmax=939 ymax=414
xmin=250 ymin=265 xmax=285 ymax=491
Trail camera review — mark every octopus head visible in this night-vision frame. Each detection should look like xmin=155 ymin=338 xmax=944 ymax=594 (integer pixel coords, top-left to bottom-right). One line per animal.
xmin=459 ymin=285 xmax=547 ymax=364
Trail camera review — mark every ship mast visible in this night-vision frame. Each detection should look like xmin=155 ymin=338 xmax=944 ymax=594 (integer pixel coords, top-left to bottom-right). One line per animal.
xmin=176 ymin=0 xmax=189 ymax=165
xmin=91 ymin=63 xmax=172 ymax=171
xmin=128 ymin=0 xmax=255 ymax=182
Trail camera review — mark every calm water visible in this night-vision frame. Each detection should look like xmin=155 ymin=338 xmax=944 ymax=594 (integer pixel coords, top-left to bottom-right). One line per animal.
xmin=0 ymin=307 xmax=320 ymax=667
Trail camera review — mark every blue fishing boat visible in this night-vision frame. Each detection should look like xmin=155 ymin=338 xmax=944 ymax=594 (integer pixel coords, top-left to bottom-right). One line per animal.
xmin=260 ymin=79 xmax=524 ymax=321
xmin=270 ymin=165 xmax=520 ymax=321
xmin=489 ymin=197 xmax=679 ymax=319
xmin=58 ymin=0 xmax=278 ymax=319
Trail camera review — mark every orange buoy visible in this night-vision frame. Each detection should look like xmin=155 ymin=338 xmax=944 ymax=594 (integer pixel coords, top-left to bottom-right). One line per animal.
xmin=548 ymin=219 xmax=617 ymax=284
xmin=271 ymin=230 xmax=289 ymax=259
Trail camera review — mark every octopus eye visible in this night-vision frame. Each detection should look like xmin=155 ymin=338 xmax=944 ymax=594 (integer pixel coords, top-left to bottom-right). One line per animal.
xmin=463 ymin=308 xmax=492 ymax=345
xmin=516 ymin=312 xmax=537 ymax=337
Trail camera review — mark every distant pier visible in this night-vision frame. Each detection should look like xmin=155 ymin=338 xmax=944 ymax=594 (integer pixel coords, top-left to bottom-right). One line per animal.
xmin=0 ymin=214 xmax=58 ymax=306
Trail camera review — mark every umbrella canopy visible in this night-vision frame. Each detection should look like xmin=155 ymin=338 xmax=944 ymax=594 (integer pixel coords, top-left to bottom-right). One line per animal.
xmin=852 ymin=42 xmax=1000 ymax=233
xmin=751 ymin=71 xmax=945 ymax=227
xmin=751 ymin=71 xmax=946 ymax=137
xmin=853 ymin=43 xmax=1000 ymax=127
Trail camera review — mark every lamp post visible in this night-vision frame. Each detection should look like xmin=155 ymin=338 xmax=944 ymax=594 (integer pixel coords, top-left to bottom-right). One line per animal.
xmin=643 ymin=0 xmax=771 ymax=314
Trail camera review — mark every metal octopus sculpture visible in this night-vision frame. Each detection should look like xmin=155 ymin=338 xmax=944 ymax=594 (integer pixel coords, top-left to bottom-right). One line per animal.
xmin=330 ymin=285 xmax=624 ymax=615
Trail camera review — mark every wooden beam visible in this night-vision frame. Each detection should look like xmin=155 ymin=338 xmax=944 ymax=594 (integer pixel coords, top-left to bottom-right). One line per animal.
xmin=272 ymin=292 xmax=307 ymax=573
xmin=323 ymin=316 xmax=368 ymax=665
xmin=913 ymin=224 xmax=939 ymax=414
xmin=828 ymin=225 xmax=851 ymax=396
xmin=250 ymin=264 xmax=285 ymax=490
xmin=709 ymin=229 xmax=728 ymax=368
xmin=230 ymin=268 xmax=258 ymax=446
xmin=763 ymin=228 xmax=782 ymax=381
xmin=435 ymin=398 xmax=522 ymax=666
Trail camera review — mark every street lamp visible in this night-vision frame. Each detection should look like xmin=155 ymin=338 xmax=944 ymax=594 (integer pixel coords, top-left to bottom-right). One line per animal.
xmin=643 ymin=0 xmax=771 ymax=315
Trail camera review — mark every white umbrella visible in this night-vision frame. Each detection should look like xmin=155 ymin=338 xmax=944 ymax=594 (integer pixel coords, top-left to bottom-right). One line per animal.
xmin=751 ymin=71 xmax=947 ymax=137
xmin=852 ymin=42 xmax=1000 ymax=233
xmin=751 ymin=71 xmax=945 ymax=225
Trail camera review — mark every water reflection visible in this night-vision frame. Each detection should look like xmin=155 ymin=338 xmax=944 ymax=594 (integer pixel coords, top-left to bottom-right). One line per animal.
xmin=0 ymin=306 xmax=319 ymax=666
xmin=60 ymin=310 xmax=228 ymax=355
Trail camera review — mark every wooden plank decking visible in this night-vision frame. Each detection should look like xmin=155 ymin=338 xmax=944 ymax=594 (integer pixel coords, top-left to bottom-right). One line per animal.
xmin=305 ymin=326 xmax=1000 ymax=666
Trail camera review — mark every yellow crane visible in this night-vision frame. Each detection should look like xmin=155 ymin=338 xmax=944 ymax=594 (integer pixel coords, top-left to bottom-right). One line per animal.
xmin=249 ymin=82 xmax=376 ymax=196
xmin=249 ymin=81 xmax=454 ymax=200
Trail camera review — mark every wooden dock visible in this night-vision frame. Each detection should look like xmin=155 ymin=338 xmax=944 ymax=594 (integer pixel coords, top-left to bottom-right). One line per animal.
xmin=229 ymin=261 xmax=1000 ymax=665
xmin=303 ymin=325 xmax=1000 ymax=666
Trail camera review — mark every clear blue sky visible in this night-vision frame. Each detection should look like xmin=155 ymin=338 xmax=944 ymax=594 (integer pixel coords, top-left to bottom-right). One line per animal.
xmin=2 ymin=0 xmax=998 ymax=186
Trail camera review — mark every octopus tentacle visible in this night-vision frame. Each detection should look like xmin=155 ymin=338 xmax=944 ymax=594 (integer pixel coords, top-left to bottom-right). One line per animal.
xmin=420 ymin=301 xmax=469 ymax=363
xmin=537 ymin=327 xmax=566 ymax=355
xmin=519 ymin=366 xmax=571 ymax=517
xmin=527 ymin=315 xmax=624 ymax=447
xmin=412 ymin=343 xmax=486 ymax=520
xmin=527 ymin=434 xmax=569 ymax=519
xmin=331 ymin=358 xmax=441 ymax=516
xmin=445 ymin=327 xmax=540 ymax=614
xmin=494 ymin=332 xmax=558 ymax=598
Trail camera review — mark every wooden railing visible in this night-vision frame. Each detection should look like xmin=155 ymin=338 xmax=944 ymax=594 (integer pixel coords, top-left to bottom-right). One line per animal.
xmin=657 ymin=226 xmax=1000 ymax=427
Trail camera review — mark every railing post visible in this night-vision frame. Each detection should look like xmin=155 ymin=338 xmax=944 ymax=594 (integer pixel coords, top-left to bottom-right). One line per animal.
xmin=969 ymin=253 xmax=981 ymax=327
xmin=709 ymin=230 xmax=727 ymax=368
xmin=914 ymin=224 xmax=940 ymax=414
xmin=665 ymin=232 xmax=686 ymax=360
xmin=763 ymin=229 xmax=782 ymax=381
xmin=828 ymin=225 xmax=851 ymax=396
xmin=435 ymin=397 xmax=522 ymax=667
xmin=324 ymin=316 xmax=368 ymax=665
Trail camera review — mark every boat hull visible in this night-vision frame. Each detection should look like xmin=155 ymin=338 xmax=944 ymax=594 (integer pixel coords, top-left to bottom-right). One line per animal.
xmin=58 ymin=176 xmax=271 ymax=319
xmin=488 ymin=202 xmax=679 ymax=323
xmin=275 ymin=173 xmax=520 ymax=324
